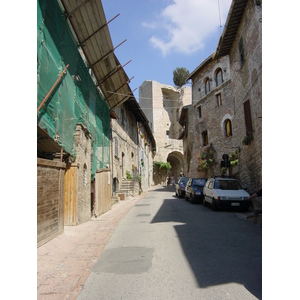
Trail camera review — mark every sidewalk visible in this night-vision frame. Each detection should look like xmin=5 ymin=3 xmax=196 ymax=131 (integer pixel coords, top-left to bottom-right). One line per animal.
xmin=37 ymin=192 xmax=147 ymax=300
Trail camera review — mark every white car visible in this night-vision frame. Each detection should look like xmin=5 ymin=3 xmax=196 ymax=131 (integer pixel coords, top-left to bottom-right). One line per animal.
xmin=203 ymin=177 xmax=251 ymax=211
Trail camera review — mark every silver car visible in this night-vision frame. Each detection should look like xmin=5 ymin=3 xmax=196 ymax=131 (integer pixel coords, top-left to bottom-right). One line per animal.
xmin=203 ymin=177 xmax=251 ymax=211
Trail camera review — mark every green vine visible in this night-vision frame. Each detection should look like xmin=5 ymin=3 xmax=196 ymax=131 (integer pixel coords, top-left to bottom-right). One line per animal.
xmin=229 ymin=149 xmax=239 ymax=166
xmin=153 ymin=161 xmax=172 ymax=170
xmin=242 ymin=132 xmax=253 ymax=145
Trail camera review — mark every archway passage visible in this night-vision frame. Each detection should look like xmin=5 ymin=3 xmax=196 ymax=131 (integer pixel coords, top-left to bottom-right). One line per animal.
xmin=167 ymin=151 xmax=184 ymax=180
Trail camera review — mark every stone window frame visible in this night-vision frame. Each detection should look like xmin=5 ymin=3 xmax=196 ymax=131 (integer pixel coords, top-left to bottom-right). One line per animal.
xmin=215 ymin=68 xmax=223 ymax=87
xmin=204 ymin=77 xmax=210 ymax=95
xmin=197 ymin=106 xmax=202 ymax=119
xmin=216 ymin=93 xmax=222 ymax=107
xmin=202 ymin=130 xmax=208 ymax=146
xmin=221 ymin=114 xmax=233 ymax=138
xmin=224 ymin=119 xmax=232 ymax=137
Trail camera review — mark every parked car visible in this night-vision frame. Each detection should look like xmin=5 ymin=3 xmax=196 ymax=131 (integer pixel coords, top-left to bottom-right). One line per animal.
xmin=203 ymin=177 xmax=251 ymax=211
xmin=175 ymin=177 xmax=189 ymax=198
xmin=185 ymin=178 xmax=207 ymax=204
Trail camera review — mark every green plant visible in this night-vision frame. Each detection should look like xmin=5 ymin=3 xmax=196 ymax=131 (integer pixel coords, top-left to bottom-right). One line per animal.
xmin=173 ymin=67 xmax=190 ymax=88
xmin=242 ymin=133 xmax=253 ymax=145
xmin=126 ymin=170 xmax=132 ymax=180
xmin=153 ymin=161 xmax=172 ymax=170
xmin=229 ymin=149 xmax=239 ymax=166
xmin=196 ymin=144 xmax=216 ymax=171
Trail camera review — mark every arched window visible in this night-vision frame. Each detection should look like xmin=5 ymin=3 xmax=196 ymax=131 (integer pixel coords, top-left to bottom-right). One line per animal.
xmin=224 ymin=119 xmax=232 ymax=137
xmin=204 ymin=77 xmax=210 ymax=95
xmin=216 ymin=68 xmax=223 ymax=86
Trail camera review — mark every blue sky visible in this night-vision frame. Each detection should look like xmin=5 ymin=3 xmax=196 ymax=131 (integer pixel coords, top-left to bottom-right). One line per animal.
xmin=102 ymin=0 xmax=232 ymax=100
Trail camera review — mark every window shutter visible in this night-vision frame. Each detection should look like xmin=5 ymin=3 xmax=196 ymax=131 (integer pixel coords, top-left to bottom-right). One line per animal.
xmin=243 ymin=100 xmax=253 ymax=134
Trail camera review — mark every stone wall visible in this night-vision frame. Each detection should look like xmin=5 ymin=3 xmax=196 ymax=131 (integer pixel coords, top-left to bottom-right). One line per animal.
xmin=74 ymin=123 xmax=92 ymax=224
xmin=228 ymin=0 xmax=262 ymax=192
xmin=111 ymin=103 xmax=139 ymax=190
xmin=186 ymin=56 xmax=234 ymax=179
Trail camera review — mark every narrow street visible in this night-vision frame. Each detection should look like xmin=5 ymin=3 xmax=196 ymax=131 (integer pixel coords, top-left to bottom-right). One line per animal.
xmin=78 ymin=187 xmax=262 ymax=300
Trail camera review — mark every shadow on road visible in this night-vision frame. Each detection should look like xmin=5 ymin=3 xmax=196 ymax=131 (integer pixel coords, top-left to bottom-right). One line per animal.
xmin=150 ymin=189 xmax=262 ymax=299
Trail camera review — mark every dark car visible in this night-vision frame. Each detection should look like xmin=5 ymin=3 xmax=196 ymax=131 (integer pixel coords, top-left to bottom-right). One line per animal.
xmin=185 ymin=178 xmax=207 ymax=204
xmin=175 ymin=177 xmax=189 ymax=198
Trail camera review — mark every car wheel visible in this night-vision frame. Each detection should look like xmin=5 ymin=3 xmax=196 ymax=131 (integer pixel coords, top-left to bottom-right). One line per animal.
xmin=191 ymin=195 xmax=195 ymax=204
xmin=203 ymin=195 xmax=207 ymax=206
xmin=185 ymin=194 xmax=188 ymax=201
xmin=212 ymin=198 xmax=217 ymax=211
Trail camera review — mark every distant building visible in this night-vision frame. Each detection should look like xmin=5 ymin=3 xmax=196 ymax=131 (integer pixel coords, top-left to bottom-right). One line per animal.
xmin=139 ymin=80 xmax=191 ymax=184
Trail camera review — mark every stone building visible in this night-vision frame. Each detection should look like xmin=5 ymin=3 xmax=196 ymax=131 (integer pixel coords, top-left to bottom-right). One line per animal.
xmin=139 ymin=80 xmax=191 ymax=184
xmin=182 ymin=0 xmax=262 ymax=192
xmin=215 ymin=0 xmax=262 ymax=192
xmin=181 ymin=54 xmax=234 ymax=178
xmin=111 ymin=97 xmax=156 ymax=198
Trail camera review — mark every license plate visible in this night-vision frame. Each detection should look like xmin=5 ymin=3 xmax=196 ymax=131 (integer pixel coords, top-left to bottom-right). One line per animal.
xmin=195 ymin=192 xmax=201 ymax=195
xmin=231 ymin=202 xmax=240 ymax=206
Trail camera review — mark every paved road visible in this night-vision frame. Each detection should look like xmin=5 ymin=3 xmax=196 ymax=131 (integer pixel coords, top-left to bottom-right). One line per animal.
xmin=78 ymin=187 xmax=262 ymax=300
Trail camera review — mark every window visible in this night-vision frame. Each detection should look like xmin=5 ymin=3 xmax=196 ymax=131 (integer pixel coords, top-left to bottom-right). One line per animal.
xmin=204 ymin=77 xmax=210 ymax=94
xmin=243 ymin=100 xmax=253 ymax=135
xmin=114 ymin=137 xmax=118 ymax=156
xmin=202 ymin=131 xmax=208 ymax=146
xmin=83 ymin=164 xmax=87 ymax=186
xmin=216 ymin=68 xmax=223 ymax=86
xmin=198 ymin=106 xmax=202 ymax=118
xmin=185 ymin=118 xmax=188 ymax=138
xmin=216 ymin=93 xmax=222 ymax=107
xmin=224 ymin=119 xmax=232 ymax=137
xmin=121 ymin=108 xmax=126 ymax=125
xmin=239 ymin=37 xmax=244 ymax=67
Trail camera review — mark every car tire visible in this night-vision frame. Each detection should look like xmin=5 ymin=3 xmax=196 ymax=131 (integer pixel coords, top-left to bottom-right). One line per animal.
xmin=212 ymin=198 xmax=217 ymax=211
xmin=203 ymin=197 xmax=207 ymax=206
xmin=191 ymin=195 xmax=195 ymax=204
xmin=185 ymin=194 xmax=188 ymax=201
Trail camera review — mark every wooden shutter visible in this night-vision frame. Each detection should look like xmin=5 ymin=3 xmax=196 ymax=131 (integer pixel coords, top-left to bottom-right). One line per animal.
xmin=243 ymin=100 xmax=253 ymax=134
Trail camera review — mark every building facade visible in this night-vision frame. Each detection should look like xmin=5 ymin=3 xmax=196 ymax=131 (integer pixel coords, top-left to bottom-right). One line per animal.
xmin=182 ymin=0 xmax=262 ymax=192
xmin=183 ymin=55 xmax=234 ymax=178
xmin=216 ymin=0 xmax=262 ymax=192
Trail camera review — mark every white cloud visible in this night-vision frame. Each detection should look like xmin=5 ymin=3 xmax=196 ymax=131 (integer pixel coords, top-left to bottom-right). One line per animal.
xmin=145 ymin=0 xmax=232 ymax=56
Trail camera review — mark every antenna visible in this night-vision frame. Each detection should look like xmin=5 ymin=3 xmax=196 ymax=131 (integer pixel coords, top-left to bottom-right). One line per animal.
xmin=218 ymin=0 xmax=222 ymax=35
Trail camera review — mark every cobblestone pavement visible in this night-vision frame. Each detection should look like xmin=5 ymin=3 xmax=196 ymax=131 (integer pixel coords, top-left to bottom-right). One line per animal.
xmin=37 ymin=193 xmax=147 ymax=300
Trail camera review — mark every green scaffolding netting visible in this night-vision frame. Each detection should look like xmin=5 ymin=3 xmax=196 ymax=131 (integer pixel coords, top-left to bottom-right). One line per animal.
xmin=37 ymin=0 xmax=110 ymax=180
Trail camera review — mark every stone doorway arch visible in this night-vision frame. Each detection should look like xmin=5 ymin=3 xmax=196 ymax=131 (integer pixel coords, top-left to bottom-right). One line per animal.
xmin=167 ymin=151 xmax=184 ymax=180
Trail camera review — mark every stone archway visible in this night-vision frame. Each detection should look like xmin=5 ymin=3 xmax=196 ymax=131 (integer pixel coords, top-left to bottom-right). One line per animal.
xmin=167 ymin=151 xmax=184 ymax=180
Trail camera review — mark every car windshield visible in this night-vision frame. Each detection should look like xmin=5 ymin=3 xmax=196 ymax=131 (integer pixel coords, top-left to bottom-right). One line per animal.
xmin=214 ymin=180 xmax=242 ymax=190
xmin=180 ymin=178 xmax=188 ymax=184
xmin=192 ymin=179 xmax=206 ymax=186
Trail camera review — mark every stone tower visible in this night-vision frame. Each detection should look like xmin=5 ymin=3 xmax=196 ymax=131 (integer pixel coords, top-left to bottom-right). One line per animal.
xmin=139 ymin=80 xmax=191 ymax=184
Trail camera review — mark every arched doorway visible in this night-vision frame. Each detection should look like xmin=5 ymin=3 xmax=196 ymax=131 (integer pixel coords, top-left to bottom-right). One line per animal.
xmin=167 ymin=151 xmax=184 ymax=180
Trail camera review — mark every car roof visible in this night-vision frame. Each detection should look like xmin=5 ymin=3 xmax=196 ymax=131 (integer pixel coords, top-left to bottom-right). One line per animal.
xmin=209 ymin=177 xmax=238 ymax=181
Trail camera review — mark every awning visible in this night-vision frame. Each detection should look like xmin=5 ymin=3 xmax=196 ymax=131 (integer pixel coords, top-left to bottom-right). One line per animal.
xmin=60 ymin=0 xmax=134 ymax=111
